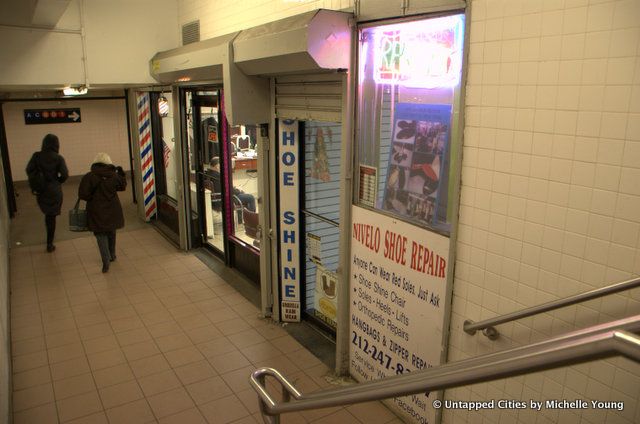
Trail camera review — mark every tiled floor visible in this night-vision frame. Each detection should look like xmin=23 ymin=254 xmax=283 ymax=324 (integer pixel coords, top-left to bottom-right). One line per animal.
xmin=9 ymin=226 xmax=401 ymax=423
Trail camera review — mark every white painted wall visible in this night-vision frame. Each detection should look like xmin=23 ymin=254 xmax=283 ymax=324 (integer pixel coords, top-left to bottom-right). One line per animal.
xmin=3 ymin=99 xmax=130 ymax=180
xmin=0 ymin=0 xmax=179 ymax=89
xmin=177 ymin=0 xmax=353 ymax=40
xmin=446 ymin=1 xmax=640 ymax=424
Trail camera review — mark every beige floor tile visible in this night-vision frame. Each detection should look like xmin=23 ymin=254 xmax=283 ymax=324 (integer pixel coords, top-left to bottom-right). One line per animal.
xmin=209 ymin=351 xmax=251 ymax=374
xmin=140 ymin=310 xmax=174 ymax=326
xmin=82 ymin=335 xmax=120 ymax=355
xmin=87 ymin=348 xmax=126 ymax=371
xmin=45 ymin=329 xmax=83 ymax=349
xmin=13 ymin=402 xmax=58 ymax=424
xmin=221 ymin=366 xmax=255 ymax=393
xmin=105 ymin=399 xmax=156 ymax=424
xmin=12 ymin=336 xmax=47 ymax=357
xmin=183 ymin=325 xmax=223 ymax=345
xmin=307 ymin=409 xmax=358 ymax=424
xmin=279 ymin=412 xmax=309 ymax=424
xmin=299 ymin=405 xmax=344 ymax=423
xmin=228 ymin=329 xmax=266 ymax=349
xmin=65 ymin=412 xmax=109 ymax=424
xmin=236 ymin=388 xmax=261 ymax=414
xmin=138 ymin=369 xmax=182 ymax=397
xmin=147 ymin=387 xmax=195 ymax=418
xmin=43 ymin=318 xmax=77 ymax=335
xmin=13 ymin=382 xmax=55 ymax=411
xmin=164 ymin=346 xmax=205 ymax=368
xmin=13 ymin=350 xmax=49 ymax=373
xmin=13 ymin=365 xmax=52 ymax=390
xmin=49 ymin=357 xmax=91 ymax=381
xmin=12 ymin=324 xmax=45 ymax=342
xmin=205 ymin=307 xmax=239 ymax=324
xmin=235 ymin=415 xmax=261 ymax=424
xmin=286 ymin=349 xmax=322 ymax=370
xmin=98 ymin=380 xmax=144 ymax=409
xmin=345 ymin=401 xmax=397 ymax=424
xmin=174 ymin=360 xmax=217 ymax=386
xmin=185 ymin=375 xmax=233 ymax=405
xmin=147 ymin=320 xmax=183 ymax=338
xmin=115 ymin=327 xmax=153 ymax=347
xmin=53 ymin=373 xmax=96 ymax=400
xmin=129 ymin=353 xmax=171 ymax=379
xmin=216 ymin=318 xmax=252 ymax=336
xmin=175 ymin=313 xmax=212 ymax=331
xmin=56 ymin=391 xmax=103 ymax=423
xmin=104 ymin=305 xmax=138 ymax=321
xmin=92 ymin=363 xmax=135 ymax=389
xmin=48 ymin=342 xmax=85 ymax=364
xmin=122 ymin=341 xmax=161 ymax=362
xmin=199 ymin=394 xmax=250 ymax=424
xmin=158 ymin=407 xmax=207 ymax=424
xmin=78 ymin=323 xmax=114 ymax=341
xmin=197 ymin=337 xmax=237 ymax=359
xmin=271 ymin=336 xmax=304 ymax=354
xmin=242 ymin=341 xmax=283 ymax=363
xmin=109 ymin=316 xmax=145 ymax=333
xmin=154 ymin=332 xmax=193 ymax=353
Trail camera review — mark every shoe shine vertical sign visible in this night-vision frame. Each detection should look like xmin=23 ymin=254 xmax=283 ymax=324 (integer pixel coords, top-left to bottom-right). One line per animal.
xmin=279 ymin=120 xmax=301 ymax=322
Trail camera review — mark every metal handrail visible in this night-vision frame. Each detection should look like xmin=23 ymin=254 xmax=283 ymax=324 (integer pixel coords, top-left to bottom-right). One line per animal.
xmin=464 ymin=276 xmax=640 ymax=339
xmin=250 ymin=315 xmax=640 ymax=423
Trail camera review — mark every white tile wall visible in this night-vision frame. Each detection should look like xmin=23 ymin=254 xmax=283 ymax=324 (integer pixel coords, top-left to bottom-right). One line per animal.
xmin=3 ymin=99 xmax=130 ymax=180
xmin=447 ymin=0 xmax=640 ymax=423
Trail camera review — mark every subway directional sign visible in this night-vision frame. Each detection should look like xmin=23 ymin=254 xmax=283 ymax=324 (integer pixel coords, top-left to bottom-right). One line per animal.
xmin=24 ymin=108 xmax=81 ymax=125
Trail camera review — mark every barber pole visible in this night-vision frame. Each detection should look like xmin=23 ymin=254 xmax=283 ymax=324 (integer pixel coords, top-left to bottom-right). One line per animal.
xmin=136 ymin=92 xmax=157 ymax=220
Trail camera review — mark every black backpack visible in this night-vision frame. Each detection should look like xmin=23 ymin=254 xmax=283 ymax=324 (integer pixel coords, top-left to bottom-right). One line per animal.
xmin=27 ymin=153 xmax=47 ymax=195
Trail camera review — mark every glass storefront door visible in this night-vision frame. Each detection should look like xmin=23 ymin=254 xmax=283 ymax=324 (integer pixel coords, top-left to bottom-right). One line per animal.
xmin=183 ymin=89 xmax=226 ymax=255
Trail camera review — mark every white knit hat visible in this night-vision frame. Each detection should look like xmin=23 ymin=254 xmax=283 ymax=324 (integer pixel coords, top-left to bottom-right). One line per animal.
xmin=93 ymin=152 xmax=112 ymax=165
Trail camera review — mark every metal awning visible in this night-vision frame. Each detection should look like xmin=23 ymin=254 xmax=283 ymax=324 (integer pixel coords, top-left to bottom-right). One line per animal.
xmin=149 ymin=32 xmax=237 ymax=84
xmin=232 ymin=9 xmax=351 ymax=76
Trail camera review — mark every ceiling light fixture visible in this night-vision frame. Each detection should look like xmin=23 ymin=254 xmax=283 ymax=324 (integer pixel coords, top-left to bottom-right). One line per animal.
xmin=62 ymin=86 xmax=88 ymax=96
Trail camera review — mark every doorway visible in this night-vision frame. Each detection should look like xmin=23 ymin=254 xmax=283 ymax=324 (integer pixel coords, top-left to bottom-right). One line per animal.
xmin=182 ymin=88 xmax=261 ymax=284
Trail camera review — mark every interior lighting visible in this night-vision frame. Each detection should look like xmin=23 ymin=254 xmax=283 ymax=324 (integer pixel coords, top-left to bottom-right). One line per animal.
xmin=62 ymin=86 xmax=88 ymax=96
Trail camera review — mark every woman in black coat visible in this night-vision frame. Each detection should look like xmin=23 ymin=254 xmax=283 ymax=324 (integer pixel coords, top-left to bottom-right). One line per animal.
xmin=26 ymin=134 xmax=69 ymax=252
xmin=78 ymin=152 xmax=126 ymax=273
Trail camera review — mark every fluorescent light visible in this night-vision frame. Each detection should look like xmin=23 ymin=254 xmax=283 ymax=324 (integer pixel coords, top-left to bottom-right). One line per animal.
xmin=62 ymin=86 xmax=88 ymax=96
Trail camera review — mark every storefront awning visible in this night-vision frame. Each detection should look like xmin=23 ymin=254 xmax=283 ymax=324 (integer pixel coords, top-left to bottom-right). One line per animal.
xmin=233 ymin=9 xmax=351 ymax=76
xmin=149 ymin=32 xmax=238 ymax=84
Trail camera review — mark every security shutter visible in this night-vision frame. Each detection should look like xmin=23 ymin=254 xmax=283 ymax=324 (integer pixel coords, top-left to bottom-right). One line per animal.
xmin=274 ymin=73 xmax=343 ymax=123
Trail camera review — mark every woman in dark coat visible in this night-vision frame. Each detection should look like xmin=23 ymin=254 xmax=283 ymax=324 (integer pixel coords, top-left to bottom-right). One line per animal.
xmin=78 ymin=152 xmax=126 ymax=273
xmin=26 ymin=133 xmax=69 ymax=252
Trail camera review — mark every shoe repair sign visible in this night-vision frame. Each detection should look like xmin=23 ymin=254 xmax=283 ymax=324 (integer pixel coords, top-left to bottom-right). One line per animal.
xmin=349 ymin=205 xmax=451 ymax=424
xmin=24 ymin=108 xmax=81 ymax=125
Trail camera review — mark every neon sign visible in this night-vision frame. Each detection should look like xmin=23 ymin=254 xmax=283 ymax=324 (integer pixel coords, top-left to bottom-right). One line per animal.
xmin=371 ymin=15 xmax=465 ymax=88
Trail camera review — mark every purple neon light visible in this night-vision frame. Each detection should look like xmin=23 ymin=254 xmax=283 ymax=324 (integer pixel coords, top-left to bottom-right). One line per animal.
xmin=366 ymin=14 xmax=465 ymax=89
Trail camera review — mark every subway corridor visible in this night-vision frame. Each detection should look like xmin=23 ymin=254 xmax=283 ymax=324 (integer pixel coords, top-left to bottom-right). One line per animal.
xmin=8 ymin=184 xmax=398 ymax=423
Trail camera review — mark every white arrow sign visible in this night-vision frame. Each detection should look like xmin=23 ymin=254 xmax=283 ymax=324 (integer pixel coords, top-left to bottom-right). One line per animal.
xmin=69 ymin=111 xmax=80 ymax=121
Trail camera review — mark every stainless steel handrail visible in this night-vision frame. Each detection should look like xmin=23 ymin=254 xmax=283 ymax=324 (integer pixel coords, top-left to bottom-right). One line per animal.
xmin=250 ymin=315 xmax=640 ymax=424
xmin=464 ymin=276 xmax=640 ymax=339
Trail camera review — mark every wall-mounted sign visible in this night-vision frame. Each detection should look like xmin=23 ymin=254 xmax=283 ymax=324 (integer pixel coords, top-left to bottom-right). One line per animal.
xmin=314 ymin=266 xmax=338 ymax=328
xmin=279 ymin=119 xmax=301 ymax=322
xmin=371 ymin=14 xmax=465 ymax=88
xmin=24 ymin=108 xmax=81 ymax=125
xmin=358 ymin=165 xmax=377 ymax=208
xmin=350 ymin=205 xmax=451 ymax=424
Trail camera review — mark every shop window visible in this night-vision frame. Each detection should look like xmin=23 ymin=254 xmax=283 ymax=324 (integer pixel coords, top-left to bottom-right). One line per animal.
xmin=303 ymin=121 xmax=341 ymax=330
xmin=356 ymin=14 xmax=465 ymax=235
xmin=227 ymin=124 xmax=260 ymax=250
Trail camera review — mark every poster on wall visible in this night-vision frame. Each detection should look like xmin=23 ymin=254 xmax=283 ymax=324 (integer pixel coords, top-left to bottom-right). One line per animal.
xmin=314 ymin=266 xmax=338 ymax=328
xmin=279 ymin=120 xmax=301 ymax=322
xmin=349 ymin=205 xmax=450 ymax=424
xmin=359 ymin=165 xmax=378 ymax=208
xmin=382 ymin=103 xmax=451 ymax=227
